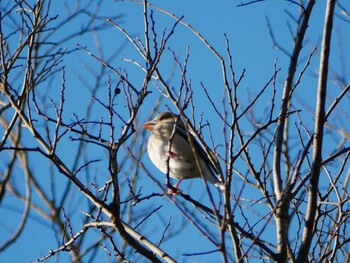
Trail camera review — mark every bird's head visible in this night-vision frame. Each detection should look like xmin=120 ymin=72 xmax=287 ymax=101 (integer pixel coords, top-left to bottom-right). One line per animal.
xmin=143 ymin=112 xmax=181 ymax=131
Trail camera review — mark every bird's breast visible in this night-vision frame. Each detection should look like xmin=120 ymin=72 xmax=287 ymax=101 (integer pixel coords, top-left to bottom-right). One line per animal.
xmin=147 ymin=135 xmax=197 ymax=180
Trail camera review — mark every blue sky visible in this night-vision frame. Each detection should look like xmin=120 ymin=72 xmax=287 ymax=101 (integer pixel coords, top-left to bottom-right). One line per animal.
xmin=1 ymin=0 xmax=349 ymax=262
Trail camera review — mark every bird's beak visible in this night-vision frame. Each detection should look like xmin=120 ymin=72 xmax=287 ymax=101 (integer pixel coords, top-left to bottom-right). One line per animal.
xmin=143 ymin=121 xmax=156 ymax=131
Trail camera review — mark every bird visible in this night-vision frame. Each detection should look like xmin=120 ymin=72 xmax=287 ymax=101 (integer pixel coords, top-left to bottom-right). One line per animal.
xmin=143 ymin=112 xmax=225 ymax=193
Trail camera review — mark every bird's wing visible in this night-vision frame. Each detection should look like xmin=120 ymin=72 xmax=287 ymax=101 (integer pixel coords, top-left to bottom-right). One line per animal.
xmin=175 ymin=121 xmax=221 ymax=176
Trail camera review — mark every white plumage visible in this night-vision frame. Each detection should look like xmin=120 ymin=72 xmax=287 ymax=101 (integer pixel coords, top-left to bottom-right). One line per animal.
xmin=143 ymin=112 xmax=225 ymax=192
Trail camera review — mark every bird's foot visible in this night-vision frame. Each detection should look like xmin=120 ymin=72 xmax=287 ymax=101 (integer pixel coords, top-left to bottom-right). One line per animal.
xmin=167 ymin=186 xmax=181 ymax=195
xmin=166 ymin=150 xmax=177 ymax=158
xmin=167 ymin=179 xmax=183 ymax=195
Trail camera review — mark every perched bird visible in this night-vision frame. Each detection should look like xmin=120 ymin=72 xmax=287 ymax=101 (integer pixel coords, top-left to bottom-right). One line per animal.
xmin=143 ymin=112 xmax=225 ymax=193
